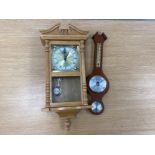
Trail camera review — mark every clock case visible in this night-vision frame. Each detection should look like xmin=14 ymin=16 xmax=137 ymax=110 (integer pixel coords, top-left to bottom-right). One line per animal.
xmin=87 ymin=32 xmax=109 ymax=112
xmin=40 ymin=23 xmax=91 ymax=130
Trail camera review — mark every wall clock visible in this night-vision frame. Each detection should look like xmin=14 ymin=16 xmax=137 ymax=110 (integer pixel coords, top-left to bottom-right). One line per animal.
xmin=40 ymin=23 xmax=90 ymax=130
xmin=87 ymin=32 xmax=109 ymax=114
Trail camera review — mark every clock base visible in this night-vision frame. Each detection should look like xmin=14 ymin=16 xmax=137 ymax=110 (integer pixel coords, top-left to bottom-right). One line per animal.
xmin=42 ymin=105 xmax=91 ymax=130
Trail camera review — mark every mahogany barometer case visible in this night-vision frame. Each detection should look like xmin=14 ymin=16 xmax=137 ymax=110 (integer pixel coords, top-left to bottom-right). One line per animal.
xmin=87 ymin=32 xmax=109 ymax=114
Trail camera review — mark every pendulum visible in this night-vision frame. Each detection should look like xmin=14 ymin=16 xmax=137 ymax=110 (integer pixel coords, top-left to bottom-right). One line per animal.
xmin=53 ymin=78 xmax=62 ymax=96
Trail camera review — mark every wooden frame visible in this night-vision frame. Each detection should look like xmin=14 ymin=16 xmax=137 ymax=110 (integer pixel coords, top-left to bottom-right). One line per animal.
xmin=40 ymin=23 xmax=91 ymax=130
xmin=49 ymin=41 xmax=82 ymax=107
xmin=49 ymin=53 xmax=83 ymax=108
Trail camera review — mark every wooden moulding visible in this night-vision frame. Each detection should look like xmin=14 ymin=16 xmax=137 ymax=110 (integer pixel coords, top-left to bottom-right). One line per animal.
xmin=51 ymin=71 xmax=80 ymax=77
xmin=42 ymin=104 xmax=91 ymax=111
xmin=80 ymin=40 xmax=88 ymax=105
xmin=51 ymin=102 xmax=81 ymax=108
xmin=40 ymin=23 xmax=89 ymax=45
xmin=45 ymin=40 xmax=51 ymax=109
xmin=41 ymin=35 xmax=88 ymax=41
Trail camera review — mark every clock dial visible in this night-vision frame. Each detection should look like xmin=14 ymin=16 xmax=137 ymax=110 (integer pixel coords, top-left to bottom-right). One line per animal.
xmin=91 ymin=101 xmax=104 ymax=114
xmin=52 ymin=45 xmax=79 ymax=71
xmin=89 ymin=75 xmax=107 ymax=93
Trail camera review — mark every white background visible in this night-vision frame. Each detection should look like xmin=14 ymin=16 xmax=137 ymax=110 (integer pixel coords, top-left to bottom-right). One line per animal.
xmin=0 ymin=0 xmax=154 ymax=19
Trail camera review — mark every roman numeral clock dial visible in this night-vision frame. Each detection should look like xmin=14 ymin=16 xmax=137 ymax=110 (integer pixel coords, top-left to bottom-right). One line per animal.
xmin=87 ymin=32 xmax=109 ymax=114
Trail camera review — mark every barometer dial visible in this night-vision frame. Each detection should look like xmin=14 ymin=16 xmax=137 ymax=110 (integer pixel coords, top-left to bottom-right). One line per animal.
xmin=89 ymin=75 xmax=107 ymax=93
xmin=91 ymin=101 xmax=104 ymax=114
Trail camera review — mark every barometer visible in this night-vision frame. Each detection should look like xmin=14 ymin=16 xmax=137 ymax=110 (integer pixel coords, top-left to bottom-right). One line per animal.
xmin=87 ymin=32 xmax=109 ymax=114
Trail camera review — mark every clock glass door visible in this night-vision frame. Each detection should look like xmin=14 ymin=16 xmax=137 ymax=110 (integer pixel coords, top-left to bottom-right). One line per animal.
xmin=52 ymin=77 xmax=81 ymax=103
xmin=50 ymin=44 xmax=81 ymax=104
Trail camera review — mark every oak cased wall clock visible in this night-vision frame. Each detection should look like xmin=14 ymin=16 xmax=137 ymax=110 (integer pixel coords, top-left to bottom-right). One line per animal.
xmin=40 ymin=23 xmax=90 ymax=130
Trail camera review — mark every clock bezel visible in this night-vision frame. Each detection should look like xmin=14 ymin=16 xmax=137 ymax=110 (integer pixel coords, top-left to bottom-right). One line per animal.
xmin=51 ymin=44 xmax=80 ymax=72
xmin=87 ymin=70 xmax=109 ymax=100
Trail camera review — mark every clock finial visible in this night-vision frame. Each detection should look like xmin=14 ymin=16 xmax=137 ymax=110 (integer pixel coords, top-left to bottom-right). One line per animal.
xmin=64 ymin=118 xmax=71 ymax=130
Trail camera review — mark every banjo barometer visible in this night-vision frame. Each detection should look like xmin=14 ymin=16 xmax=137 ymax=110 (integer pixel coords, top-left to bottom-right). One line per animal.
xmin=87 ymin=32 xmax=109 ymax=114
xmin=40 ymin=23 xmax=90 ymax=130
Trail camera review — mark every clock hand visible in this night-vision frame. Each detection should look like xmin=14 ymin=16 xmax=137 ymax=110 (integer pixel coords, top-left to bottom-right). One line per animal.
xmin=63 ymin=48 xmax=69 ymax=62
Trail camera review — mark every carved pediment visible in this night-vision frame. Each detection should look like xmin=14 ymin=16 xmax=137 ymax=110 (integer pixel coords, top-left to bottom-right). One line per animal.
xmin=40 ymin=23 xmax=88 ymax=35
xmin=40 ymin=23 xmax=89 ymax=45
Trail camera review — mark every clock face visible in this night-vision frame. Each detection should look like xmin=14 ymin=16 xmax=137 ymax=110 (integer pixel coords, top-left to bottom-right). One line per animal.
xmin=52 ymin=45 xmax=80 ymax=71
xmin=89 ymin=75 xmax=107 ymax=93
